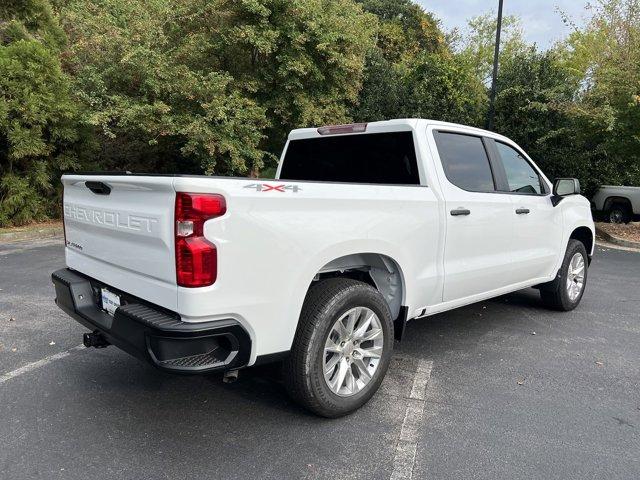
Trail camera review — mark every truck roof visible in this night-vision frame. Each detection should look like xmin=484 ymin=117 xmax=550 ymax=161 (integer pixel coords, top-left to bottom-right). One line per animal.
xmin=288 ymin=118 xmax=508 ymax=142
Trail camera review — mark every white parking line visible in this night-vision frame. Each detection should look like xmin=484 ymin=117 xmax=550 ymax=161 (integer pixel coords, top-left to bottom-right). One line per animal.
xmin=409 ymin=360 xmax=433 ymax=401
xmin=0 ymin=344 xmax=85 ymax=385
xmin=390 ymin=359 xmax=433 ymax=480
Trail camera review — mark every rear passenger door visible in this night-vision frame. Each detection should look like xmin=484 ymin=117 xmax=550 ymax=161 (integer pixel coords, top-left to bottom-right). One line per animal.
xmin=490 ymin=140 xmax=563 ymax=282
xmin=431 ymin=129 xmax=515 ymax=303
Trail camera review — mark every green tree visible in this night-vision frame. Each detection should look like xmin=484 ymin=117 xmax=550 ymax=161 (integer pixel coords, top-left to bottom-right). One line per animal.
xmin=61 ymin=0 xmax=268 ymax=176
xmin=455 ymin=12 xmax=527 ymax=84
xmin=0 ymin=0 xmax=66 ymax=50
xmin=356 ymin=0 xmax=445 ymax=61
xmin=61 ymin=0 xmax=377 ymax=175
xmin=403 ymin=51 xmax=487 ymax=125
xmin=352 ymin=0 xmax=485 ymax=124
xmin=0 ymin=0 xmax=83 ymax=226
xmin=562 ymin=0 xmax=640 ymax=188
xmin=350 ymin=48 xmax=407 ymax=122
xmin=193 ymin=0 xmax=378 ymax=160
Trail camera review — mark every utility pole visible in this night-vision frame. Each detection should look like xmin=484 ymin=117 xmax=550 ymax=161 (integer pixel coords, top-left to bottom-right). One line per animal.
xmin=486 ymin=0 xmax=504 ymax=131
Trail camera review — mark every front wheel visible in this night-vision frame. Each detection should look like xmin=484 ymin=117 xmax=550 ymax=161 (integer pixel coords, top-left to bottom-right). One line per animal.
xmin=540 ymin=239 xmax=588 ymax=311
xmin=283 ymin=278 xmax=393 ymax=417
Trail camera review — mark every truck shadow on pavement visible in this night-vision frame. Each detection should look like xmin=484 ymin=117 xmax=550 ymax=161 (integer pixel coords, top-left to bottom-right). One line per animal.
xmin=69 ymin=288 xmax=554 ymax=418
xmin=70 ymin=287 xmax=555 ymax=413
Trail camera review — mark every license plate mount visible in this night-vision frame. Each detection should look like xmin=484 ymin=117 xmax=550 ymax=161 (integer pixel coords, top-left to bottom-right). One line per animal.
xmin=101 ymin=288 xmax=121 ymax=316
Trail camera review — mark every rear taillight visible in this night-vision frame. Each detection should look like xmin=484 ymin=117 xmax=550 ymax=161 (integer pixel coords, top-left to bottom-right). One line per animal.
xmin=175 ymin=192 xmax=226 ymax=288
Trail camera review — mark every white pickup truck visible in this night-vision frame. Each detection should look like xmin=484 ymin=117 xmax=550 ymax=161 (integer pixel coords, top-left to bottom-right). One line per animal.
xmin=52 ymin=119 xmax=595 ymax=417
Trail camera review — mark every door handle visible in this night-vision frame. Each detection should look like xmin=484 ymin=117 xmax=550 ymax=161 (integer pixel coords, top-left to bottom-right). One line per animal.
xmin=450 ymin=208 xmax=471 ymax=216
xmin=85 ymin=181 xmax=111 ymax=195
xmin=515 ymin=208 xmax=530 ymax=215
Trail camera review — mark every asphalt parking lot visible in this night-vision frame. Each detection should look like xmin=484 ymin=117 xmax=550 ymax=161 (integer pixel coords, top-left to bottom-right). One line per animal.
xmin=1 ymin=239 xmax=639 ymax=480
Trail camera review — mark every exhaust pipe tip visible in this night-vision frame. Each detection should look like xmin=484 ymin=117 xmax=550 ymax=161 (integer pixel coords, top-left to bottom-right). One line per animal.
xmin=223 ymin=369 xmax=239 ymax=383
xmin=83 ymin=331 xmax=110 ymax=348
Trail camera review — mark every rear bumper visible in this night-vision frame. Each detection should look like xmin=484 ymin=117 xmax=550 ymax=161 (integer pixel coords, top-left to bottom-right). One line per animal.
xmin=51 ymin=268 xmax=251 ymax=374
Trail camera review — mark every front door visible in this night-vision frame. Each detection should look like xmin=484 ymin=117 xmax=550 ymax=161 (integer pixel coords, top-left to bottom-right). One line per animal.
xmin=492 ymin=140 xmax=564 ymax=282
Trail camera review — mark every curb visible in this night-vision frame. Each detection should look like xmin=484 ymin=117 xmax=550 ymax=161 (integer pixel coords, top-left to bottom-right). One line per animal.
xmin=595 ymin=226 xmax=640 ymax=250
xmin=0 ymin=222 xmax=63 ymax=244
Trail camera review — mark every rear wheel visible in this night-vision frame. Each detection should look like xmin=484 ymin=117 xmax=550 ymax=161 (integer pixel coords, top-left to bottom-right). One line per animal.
xmin=540 ymin=239 xmax=588 ymax=311
xmin=283 ymin=278 xmax=393 ymax=417
xmin=607 ymin=204 xmax=631 ymax=224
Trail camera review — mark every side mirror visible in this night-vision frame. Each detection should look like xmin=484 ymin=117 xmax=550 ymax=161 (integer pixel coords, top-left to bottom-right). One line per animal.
xmin=551 ymin=178 xmax=580 ymax=206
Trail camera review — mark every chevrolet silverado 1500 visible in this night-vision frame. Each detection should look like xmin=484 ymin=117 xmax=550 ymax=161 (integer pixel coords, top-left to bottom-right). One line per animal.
xmin=52 ymin=119 xmax=595 ymax=417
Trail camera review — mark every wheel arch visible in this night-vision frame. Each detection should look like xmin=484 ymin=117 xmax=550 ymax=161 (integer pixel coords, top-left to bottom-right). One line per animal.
xmin=569 ymin=226 xmax=594 ymax=260
xmin=537 ymin=224 xmax=594 ymax=294
xmin=311 ymin=252 xmax=407 ymax=322
xmin=604 ymin=196 xmax=632 ymax=211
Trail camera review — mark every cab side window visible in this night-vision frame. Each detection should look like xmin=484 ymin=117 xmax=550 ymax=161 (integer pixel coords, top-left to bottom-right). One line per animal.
xmin=434 ymin=132 xmax=496 ymax=192
xmin=495 ymin=142 xmax=545 ymax=195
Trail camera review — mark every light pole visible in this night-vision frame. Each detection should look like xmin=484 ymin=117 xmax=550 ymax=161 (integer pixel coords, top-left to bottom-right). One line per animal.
xmin=486 ymin=0 xmax=504 ymax=131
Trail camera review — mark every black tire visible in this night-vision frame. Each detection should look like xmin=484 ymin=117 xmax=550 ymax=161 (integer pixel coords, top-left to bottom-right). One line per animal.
xmin=283 ymin=278 xmax=394 ymax=418
xmin=607 ymin=204 xmax=631 ymax=224
xmin=540 ymin=239 xmax=588 ymax=311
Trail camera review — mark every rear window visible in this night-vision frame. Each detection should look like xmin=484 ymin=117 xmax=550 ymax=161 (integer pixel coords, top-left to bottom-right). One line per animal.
xmin=279 ymin=132 xmax=420 ymax=185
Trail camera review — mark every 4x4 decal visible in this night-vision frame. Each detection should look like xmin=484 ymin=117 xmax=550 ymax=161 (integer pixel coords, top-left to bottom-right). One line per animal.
xmin=243 ymin=183 xmax=302 ymax=193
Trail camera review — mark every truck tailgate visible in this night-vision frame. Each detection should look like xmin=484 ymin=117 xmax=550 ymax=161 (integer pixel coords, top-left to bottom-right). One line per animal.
xmin=62 ymin=175 xmax=177 ymax=310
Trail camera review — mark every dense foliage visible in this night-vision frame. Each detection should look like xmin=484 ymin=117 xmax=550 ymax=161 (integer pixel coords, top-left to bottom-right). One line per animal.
xmin=351 ymin=0 xmax=486 ymax=125
xmin=0 ymin=0 xmax=639 ymax=226
xmin=0 ymin=0 xmax=83 ymax=225
xmin=61 ymin=0 xmax=376 ymax=177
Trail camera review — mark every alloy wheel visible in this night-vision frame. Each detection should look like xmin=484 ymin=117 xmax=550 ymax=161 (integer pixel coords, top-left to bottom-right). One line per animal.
xmin=323 ymin=307 xmax=384 ymax=397
xmin=566 ymin=252 xmax=586 ymax=302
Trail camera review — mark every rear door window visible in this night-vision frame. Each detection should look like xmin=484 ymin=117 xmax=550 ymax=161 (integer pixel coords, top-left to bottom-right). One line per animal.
xmin=279 ymin=132 xmax=420 ymax=185
xmin=434 ymin=132 xmax=496 ymax=192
